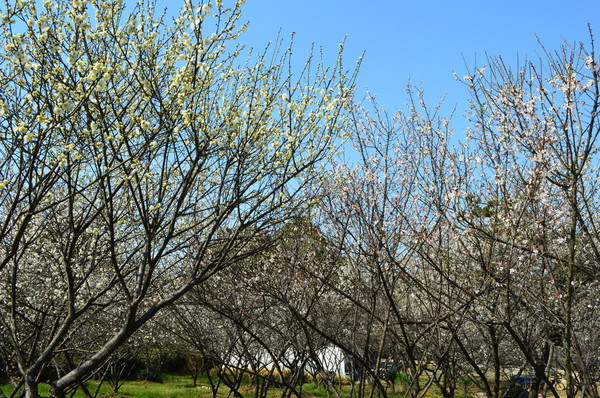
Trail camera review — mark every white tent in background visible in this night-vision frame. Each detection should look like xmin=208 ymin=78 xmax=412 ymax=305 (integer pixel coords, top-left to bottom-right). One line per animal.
xmin=226 ymin=344 xmax=349 ymax=378
xmin=308 ymin=345 xmax=347 ymax=377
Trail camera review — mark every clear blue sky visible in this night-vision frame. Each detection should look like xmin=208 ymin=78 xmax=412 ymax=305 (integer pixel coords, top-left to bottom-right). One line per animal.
xmin=235 ymin=0 xmax=600 ymax=126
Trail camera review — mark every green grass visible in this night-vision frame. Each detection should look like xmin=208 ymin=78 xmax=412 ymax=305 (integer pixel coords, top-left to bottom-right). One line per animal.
xmin=1 ymin=374 xmax=526 ymax=398
xmin=299 ymin=382 xmax=342 ymax=398
xmin=1 ymin=375 xmax=218 ymax=398
xmin=110 ymin=380 xmax=212 ymax=398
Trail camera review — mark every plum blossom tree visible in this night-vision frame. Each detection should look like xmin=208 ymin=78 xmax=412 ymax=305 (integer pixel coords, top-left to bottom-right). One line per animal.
xmin=321 ymin=29 xmax=600 ymax=397
xmin=459 ymin=31 xmax=600 ymax=398
xmin=316 ymin=92 xmax=467 ymax=398
xmin=0 ymin=0 xmax=357 ymax=396
xmin=167 ymin=219 xmax=354 ymax=398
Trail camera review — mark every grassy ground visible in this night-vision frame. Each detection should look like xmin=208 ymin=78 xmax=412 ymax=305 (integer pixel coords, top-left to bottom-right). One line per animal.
xmin=1 ymin=375 xmax=212 ymax=398
xmin=1 ymin=374 xmax=567 ymax=398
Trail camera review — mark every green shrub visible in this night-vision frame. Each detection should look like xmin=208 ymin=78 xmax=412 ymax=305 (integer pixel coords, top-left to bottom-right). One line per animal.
xmin=458 ymin=376 xmax=474 ymax=394
xmin=397 ymin=371 xmax=409 ymax=385
xmin=504 ymin=384 xmax=525 ymax=398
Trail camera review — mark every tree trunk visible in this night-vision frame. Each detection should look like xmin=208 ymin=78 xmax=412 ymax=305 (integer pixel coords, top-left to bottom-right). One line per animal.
xmin=23 ymin=374 xmax=39 ymax=398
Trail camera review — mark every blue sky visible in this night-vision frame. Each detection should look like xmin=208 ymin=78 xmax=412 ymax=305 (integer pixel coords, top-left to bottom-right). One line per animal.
xmin=236 ymin=0 xmax=600 ymax=128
